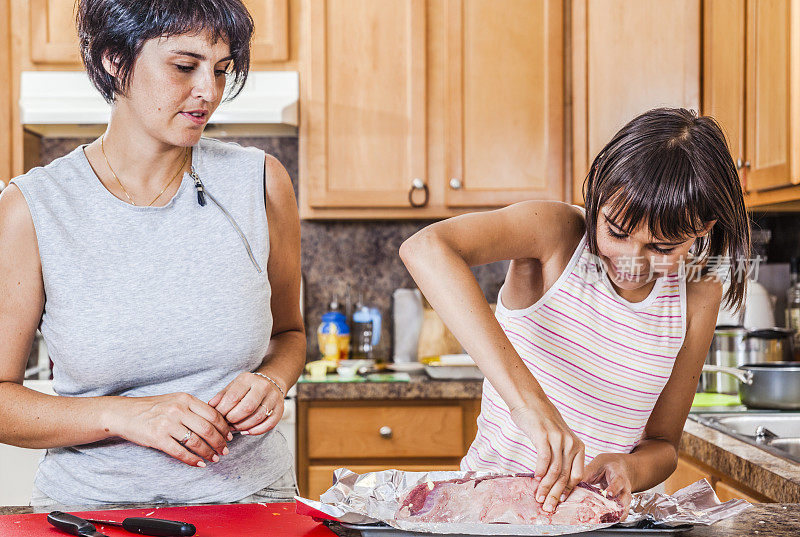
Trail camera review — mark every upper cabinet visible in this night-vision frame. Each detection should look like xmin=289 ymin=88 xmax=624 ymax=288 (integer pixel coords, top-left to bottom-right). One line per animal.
xmin=300 ymin=0 xmax=565 ymax=219
xmin=301 ymin=0 xmax=429 ymax=213
xmin=443 ymin=0 xmax=563 ymax=208
xmin=29 ymin=0 xmax=80 ymax=65
xmin=23 ymin=0 xmax=292 ymax=67
xmin=705 ymin=0 xmax=800 ymax=208
xmin=571 ymin=0 xmax=701 ymax=203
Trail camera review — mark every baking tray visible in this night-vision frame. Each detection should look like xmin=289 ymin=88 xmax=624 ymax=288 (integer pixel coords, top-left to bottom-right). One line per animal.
xmin=337 ymin=522 xmax=694 ymax=537
xmin=424 ymin=365 xmax=484 ymax=380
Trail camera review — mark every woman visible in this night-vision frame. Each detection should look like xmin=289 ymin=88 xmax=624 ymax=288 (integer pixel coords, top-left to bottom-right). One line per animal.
xmin=0 ymin=0 xmax=305 ymax=506
xmin=401 ymin=109 xmax=749 ymax=516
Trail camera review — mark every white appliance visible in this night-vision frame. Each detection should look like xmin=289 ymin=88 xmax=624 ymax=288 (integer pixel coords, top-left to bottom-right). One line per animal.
xmin=19 ymin=71 xmax=298 ymax=137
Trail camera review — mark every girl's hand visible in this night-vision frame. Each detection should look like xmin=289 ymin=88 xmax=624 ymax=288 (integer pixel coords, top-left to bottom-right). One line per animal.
xmin=110 ymin=393 xmax=231 ymax=468
xmin=208 ymin=372 xmax=284 ymax=435
xmin=510 ymin=403 xmax=585 ymax=513
xmin=583 ymin=453 xmax=633 ymax=520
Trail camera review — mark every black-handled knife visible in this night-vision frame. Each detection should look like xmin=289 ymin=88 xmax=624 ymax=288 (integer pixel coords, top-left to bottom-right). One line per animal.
xmin=84 ymin=517 xmax=196 ymax=537
xmin=48 ymin=511 xmax=196 ymax=537
xmin=47 ymin=511 xmax=109 ymax=537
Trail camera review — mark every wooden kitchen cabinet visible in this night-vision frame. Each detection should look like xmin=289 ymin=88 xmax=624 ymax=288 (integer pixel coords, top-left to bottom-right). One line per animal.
xmin=665 ymin=454 xmax=770 ymax=502
xmin=704 ymin=0 xmax=800 ymax=208
xmin=297 ymin=399 xmax=480 ymax=499
xmin=664 ymin=455 xmax=712 ymax=495
xmin=1 ymin=0 xmax=13 ymax=184
xmin=571 ymin=0 xmax=701 ymax=204
xmin=243 ymin=0 xmax=290 ymax=64
xmin=28 ymin=0 xmax=81 ymax=66
xmin=300 ymin=0 xmax=566 ymax=219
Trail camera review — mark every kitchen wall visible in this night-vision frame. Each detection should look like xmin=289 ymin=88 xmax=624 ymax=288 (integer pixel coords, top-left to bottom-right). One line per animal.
xmin=39 ymin=136 xmax=509 ymax=361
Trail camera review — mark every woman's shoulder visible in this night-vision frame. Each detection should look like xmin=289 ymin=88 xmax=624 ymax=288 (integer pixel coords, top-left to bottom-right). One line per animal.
xmin=198 ymin=137 xmax=263 ymax=161
xmin=507 ymin=200 xmax=586 ymax=260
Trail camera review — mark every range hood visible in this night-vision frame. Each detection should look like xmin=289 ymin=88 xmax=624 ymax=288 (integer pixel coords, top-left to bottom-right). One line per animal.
xmin=20 ymin=71 xmax=298 ymax=137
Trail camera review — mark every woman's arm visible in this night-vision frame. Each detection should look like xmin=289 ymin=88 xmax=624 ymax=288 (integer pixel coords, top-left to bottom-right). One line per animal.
xmin=583 ymin=277 xmax=723 ymax=514
xmin=0 ymin=185 xmax=231 ymax=467
xmin=209 ymin=155 xmax=305 ymax=434
xmin=401 ymin=201 xmax=588 ymax=512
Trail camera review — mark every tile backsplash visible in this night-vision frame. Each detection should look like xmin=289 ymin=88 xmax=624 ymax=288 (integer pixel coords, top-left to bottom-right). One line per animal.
xmin=39 ymin=136 xmax=508 ymax=361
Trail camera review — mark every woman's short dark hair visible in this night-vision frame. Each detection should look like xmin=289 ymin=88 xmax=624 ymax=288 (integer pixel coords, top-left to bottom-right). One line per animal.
xmin=77 ymin=0 xmax=254 ymax=103
xmin=584 ymin=108 xmax=751 ymax=311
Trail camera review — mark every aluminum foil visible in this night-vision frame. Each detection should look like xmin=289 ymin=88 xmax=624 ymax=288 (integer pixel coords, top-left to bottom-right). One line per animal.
xmin=295 ymin=469 xmax=751 ymax=536
xmin=622 ymin=478 xmax=752 ymax=527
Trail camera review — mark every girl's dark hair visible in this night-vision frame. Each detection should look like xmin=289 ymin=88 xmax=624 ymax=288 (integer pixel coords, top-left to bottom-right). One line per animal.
xmin=584 ymin=108 xmax=750 ymax=311
xmin=76 ymin=0 xmax=254 ymax=103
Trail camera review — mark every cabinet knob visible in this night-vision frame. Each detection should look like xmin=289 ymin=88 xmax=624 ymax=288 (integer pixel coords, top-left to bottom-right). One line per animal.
xmin=744 ymin=161 xmax=751 ymax=169
xmin=379 ymin=426 xmax=393 ymax=439
xmin=408 ymin=179 xmax=429 ymax=208
xmin=736 ymin=158 xmax=744 ymax=170
xmin=449 ymin=178 xmax=462 ymax=190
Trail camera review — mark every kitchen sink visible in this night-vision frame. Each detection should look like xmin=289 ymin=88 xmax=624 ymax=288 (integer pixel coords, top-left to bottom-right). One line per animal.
xmin=691 ymin=412 xmax=800 ymax=464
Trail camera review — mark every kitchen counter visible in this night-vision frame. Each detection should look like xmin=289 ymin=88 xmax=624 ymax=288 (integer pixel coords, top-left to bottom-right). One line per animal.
xmin=3 ymin=503 xmax=799 ymax=536
xmin=681 ymin=417 xmax=800 ymax=502
xmin=296 ymin=372 xmax=483 ymax=401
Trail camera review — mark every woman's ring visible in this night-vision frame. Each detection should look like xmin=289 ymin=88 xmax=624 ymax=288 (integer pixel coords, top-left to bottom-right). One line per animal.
xmin=265 ymin=407 xmax=274 ymax=418
xmin=179 ymin=431 xmax=192 ymax=445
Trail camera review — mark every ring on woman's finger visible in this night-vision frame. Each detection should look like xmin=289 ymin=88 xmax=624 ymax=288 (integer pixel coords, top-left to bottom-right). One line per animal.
xmin=179 ymin=430 xmax=193 ymax=445
xmin=264 ymin=406 xmax=274 ymax=418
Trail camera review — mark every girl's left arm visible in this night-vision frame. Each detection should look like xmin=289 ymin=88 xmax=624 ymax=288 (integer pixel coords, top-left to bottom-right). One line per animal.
xmin=209 ymin=155 xmax=306 ymax=434
xmin=584 ymin=277 xmax=723 ymax=515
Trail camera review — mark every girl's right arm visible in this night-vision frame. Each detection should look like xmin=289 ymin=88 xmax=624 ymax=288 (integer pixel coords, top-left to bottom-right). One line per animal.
xmin=400 ymin=201 xmax=586 ymax=513
xmin=0 ymin=185 xmax=229 ymax=467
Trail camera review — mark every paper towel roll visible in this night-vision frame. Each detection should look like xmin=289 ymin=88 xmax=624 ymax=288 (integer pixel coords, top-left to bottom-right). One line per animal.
xmin=392 ymin=289 xmax=423 ymax=363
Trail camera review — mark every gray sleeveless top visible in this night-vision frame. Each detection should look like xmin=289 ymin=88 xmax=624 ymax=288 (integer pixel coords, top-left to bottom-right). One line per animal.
xmin=10 ymin=137 xmax=291 ymax=505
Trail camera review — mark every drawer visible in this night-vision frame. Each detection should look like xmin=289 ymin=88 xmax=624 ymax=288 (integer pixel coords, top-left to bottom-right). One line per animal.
xmin=306 ymin=464 xmax=460 ymax=500
xmin=307 ymin=404 xmax=465 ymax=459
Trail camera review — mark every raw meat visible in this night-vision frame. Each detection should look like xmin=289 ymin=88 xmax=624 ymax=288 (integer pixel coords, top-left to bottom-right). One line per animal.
xmin=395 ymin=474 xmax=624 ymax=525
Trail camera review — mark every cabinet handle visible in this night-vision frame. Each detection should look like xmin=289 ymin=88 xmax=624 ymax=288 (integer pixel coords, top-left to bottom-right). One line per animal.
xmin=449 ymin=178 xmax=462 ymax=190
xmin=408 ymin=178 xmax=429 ymax=208
xmin=379 ymin=426 xmax=393 ymax=439
xmin=736 ymin=158 xmax=744 ymax=170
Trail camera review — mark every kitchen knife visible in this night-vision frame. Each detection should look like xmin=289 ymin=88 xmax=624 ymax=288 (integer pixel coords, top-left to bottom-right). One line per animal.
xmin=47 ymin=511 xmax=110 ymax=537
xmin=84 ymin=517 xmax=196 ymax=536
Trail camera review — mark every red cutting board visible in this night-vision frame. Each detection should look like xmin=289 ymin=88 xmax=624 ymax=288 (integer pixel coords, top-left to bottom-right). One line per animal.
xmin=0 ymin=502 xmax=335 ymax=537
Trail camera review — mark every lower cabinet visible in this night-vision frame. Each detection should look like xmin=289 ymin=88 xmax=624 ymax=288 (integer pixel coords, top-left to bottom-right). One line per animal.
xmin=297 ymin=399 xmax=481 ymax=500
xmin=664 ymin=454 xmax=771 ymax=502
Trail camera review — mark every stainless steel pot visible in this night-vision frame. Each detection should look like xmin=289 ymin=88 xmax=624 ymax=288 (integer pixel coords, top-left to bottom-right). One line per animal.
xmin=703 ymin=326 xmax=748 ymax=394
xmin=746 ymin=328 xmax=795 ymax=363
xmin=703 ymin=326 xmax=796 ymax=394
xmin=701 ymin=363 xmax=800 ymax=410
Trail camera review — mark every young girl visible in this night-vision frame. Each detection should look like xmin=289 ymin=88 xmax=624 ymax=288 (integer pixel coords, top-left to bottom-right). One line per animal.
xmin=400 ymin=108 xmax=749 ymax=516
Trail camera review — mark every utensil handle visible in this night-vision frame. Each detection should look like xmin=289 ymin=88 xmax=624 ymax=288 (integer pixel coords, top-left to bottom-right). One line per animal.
xmin=701 ymin=365 xmax=754 ymax=385
xmin=47 ymin=511 xmax=97 ymax=536
xmin=122 ymin=517 xmax=196 ymax=537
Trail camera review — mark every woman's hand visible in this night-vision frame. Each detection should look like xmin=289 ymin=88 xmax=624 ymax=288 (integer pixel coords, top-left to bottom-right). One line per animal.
xmin=208 ymin=372 xmax=285 ymax=436
xmin=583 ymin=453 xmax=633 ymax=520
xmin=109 ymin=393 xmax=232 ymax=468
xmin=510 ymin=403 xmax=585 ymax=513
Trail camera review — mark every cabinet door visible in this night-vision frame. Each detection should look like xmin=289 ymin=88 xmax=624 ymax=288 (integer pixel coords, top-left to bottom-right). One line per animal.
xmin=244 ymin=0 xmax=289 ymax=64
xmin=1 ymin=0 xmax=12 ymax=183
xmin=301 ymin=0 xmax=427 ymax=209
xmin=572 ymin=0 xmax=700 ymax=203
xmin=663 ymin=456 xmax=712 ymax=495
xmin=744 ymin=0 xmax=793 ymax=191
xmin=444 ymin=0 xmax=563 ymax=207
xmin=29 ymin=0 xmax=80 ymax=65
xmin=702 ymin=0 xmax=746 ymax=185
xmin=714 ymin=480 xmax=763 ymax=504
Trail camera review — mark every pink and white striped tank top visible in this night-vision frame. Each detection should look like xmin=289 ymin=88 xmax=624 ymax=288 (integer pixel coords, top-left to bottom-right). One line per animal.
xmin=462 ymin=233 xmax=687 ymax=472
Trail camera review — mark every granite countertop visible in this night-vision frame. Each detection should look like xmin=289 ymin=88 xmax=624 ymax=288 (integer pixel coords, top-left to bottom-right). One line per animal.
xmin=3 ymin=503 xmax=799 ymax=536
xmin=296 ymin=372 xmax=483 ymax=401
xmin=681 ymin=418 xmax=800 ymax=502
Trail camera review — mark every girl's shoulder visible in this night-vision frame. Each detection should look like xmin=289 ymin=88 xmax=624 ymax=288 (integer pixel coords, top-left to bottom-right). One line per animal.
xmin=685 ymin=275 xmax=724 ymax=327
